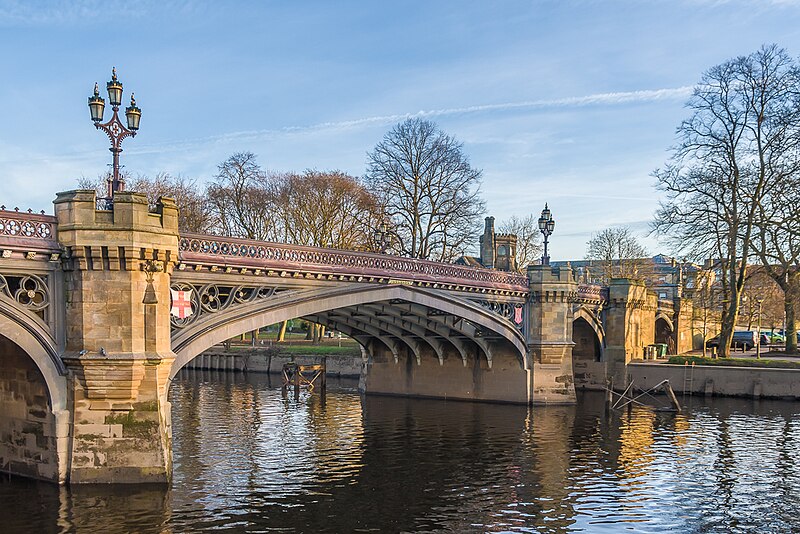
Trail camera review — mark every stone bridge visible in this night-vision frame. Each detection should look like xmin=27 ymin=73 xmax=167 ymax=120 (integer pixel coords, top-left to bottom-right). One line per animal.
xmin=0 ymin=191 xmax=690 ymax=484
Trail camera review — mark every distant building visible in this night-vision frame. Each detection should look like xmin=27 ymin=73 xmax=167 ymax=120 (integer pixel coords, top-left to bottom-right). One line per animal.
xmin=456 ymin=216 xmax=518 ymax=272
xmin=551 ymin=254 xmax=706 ymax=300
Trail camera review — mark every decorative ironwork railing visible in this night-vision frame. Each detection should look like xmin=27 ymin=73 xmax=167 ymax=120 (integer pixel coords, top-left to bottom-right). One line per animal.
xmin=0 ymin=209 xmax=60 ymax=256
xmin=0 ymin=273 xmax=50 ymax=321
xmin=576 ymin=284 xmax=605 ymax=300
xmin=0 ymin=209 xmax=56 ymax=241
xmin=178 ymin=233 xmax=530 ymax=291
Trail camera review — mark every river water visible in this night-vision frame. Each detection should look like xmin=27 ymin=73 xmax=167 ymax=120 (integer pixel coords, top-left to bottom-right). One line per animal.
xmin=3 ymin=369 xmax=800 ymax=533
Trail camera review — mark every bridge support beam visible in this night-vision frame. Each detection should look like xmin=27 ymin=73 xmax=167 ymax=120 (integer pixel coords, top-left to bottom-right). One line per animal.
xmin=54 ymin=190 xmax=178 ymax=484
xmin=526 ymin=265 xmax=577 ymax=404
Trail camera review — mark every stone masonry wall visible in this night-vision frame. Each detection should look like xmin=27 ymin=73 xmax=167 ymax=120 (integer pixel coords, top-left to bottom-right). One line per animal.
xmin=0 ymin=336 xmax=58 ymax=481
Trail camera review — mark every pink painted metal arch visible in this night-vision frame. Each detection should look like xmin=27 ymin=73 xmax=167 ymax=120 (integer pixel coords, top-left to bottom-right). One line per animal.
xmin=178 ymin=233 xmax=530 ymax=293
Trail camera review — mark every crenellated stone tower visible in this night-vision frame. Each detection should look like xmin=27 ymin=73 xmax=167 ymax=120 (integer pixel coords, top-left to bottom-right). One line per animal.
xmin=54 ymin=190 xmax=178 ymax=483
xmin=604 ymin=278 xmax=656 ymax=388
xmin=526 ymin=264 xmax=577 ymax=404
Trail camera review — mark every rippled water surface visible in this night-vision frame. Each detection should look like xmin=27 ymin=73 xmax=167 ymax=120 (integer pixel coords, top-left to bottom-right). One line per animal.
xmin=3 ymin=370 xmax=800 ymax=533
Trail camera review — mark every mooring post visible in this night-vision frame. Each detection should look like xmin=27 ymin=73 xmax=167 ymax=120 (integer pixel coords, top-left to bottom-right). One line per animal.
xmin=320 ymin=357 xmax=327 ymax=404
xmin=605 ymin=377 xmax=613 ymax=413
xmin=663 ymin=381 xmax=682 ymax=412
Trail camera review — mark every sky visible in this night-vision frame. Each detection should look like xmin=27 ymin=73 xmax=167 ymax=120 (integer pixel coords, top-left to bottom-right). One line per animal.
xmin=1 ymin=0 xmax=800 ymax=260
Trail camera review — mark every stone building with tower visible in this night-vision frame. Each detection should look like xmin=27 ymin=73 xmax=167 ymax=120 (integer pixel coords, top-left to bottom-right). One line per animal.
xmin=457 ymin=216 xmax=518 ymax=272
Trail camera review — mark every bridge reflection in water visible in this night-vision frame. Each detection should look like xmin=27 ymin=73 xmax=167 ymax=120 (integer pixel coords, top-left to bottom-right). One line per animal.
xmin=2 ymin=372 xmax=800 ymax=532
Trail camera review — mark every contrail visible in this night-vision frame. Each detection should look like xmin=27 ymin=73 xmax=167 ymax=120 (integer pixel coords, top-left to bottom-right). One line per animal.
xmin=0 ymin=86 xmax=694 ymax=163
xmin=126 ymin=86 xmax=693 ymax=155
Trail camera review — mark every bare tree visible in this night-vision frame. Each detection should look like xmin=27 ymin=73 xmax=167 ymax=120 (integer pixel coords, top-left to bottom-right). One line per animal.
xmin=206 ymin=152 xmax=279 ymax=241
xmin=740 ymin=268 xmax=784 ymax=332
xmin=77 ymin=172 xmax=213 ymax=233
xmin=128 ymin=173 xmax=214 ymax=233
xmin=273 ymin=170 xmax=382 ymax=249
xmin=691 ymin=269 xmax=722 ymax=356
xmin=585 ymin=226 xmax=648 ymax=284
xmin=653 ymin=45 xmax=800 ymax=357
xmin=753 ymin=174 xmax=800 ymax=352
xmin=497 ymin=215 xmax=542 ymax=271
xmin=366 ymin=118 xmax=485 ymax=261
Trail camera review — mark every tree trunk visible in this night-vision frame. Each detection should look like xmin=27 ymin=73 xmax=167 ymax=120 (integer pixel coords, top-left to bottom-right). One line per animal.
xmin=719 ymin=300 xmax=739 ymax=358
xmin=277 ymin=321 xmax=288 ymax=342
xmin=312 ymin=324 xmax=322 ymax=345
xmin=786 ymin=278 xmax=799 ymax=353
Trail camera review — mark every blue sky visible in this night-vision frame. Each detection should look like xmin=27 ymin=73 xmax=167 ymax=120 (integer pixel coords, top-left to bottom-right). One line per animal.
xmin=1 ymin=0 xmax=800 ymax=259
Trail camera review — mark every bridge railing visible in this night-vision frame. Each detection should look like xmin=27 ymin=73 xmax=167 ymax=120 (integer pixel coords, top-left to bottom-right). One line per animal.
xmin=0 ymin=209 xmax=60 ymax=254
xmin=576 ymin=283 xmax=607 ymax=304
xmin=178 ymin=233 xmax=530 ymax=292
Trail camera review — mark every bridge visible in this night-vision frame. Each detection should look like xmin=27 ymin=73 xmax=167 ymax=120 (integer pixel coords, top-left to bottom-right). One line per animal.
xmin=0 ymin=190 xmax=692 ymax=484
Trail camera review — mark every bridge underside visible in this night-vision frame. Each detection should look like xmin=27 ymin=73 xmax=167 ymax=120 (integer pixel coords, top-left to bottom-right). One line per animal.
xmin=169 ymin=282 xmax=531 ymax=403
xmin=305 ymin=298 xmax=529 ymax=404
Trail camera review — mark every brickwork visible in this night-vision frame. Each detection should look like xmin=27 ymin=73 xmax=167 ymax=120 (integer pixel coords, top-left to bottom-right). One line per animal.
xmin=0 ymin=336 xmax=59 ymax=481
xmin=604 ymin=278 xmax=657 ymax=387
xmin=363 ymin=342 xmax=528 ymax=403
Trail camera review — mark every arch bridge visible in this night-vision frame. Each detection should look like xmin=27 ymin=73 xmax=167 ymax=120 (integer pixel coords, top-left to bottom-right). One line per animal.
xmin=0 ymin=191 xmax=684 ymax=484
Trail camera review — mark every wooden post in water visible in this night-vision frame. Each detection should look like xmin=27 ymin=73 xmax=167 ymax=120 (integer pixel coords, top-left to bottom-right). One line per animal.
xmin=320 ymin=357 xmax=327 ymax=407
xmin=663 ymin=380 xmax=682 ymax=412
xmin=294 ymin=363 xmax=301 ymax=400
xmin=605 ymin=377 xmax=613 ymax=413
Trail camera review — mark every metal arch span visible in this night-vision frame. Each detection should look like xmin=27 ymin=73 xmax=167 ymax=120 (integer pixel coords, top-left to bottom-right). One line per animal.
xmin=169 ymin=283 xmax=527 ymax=379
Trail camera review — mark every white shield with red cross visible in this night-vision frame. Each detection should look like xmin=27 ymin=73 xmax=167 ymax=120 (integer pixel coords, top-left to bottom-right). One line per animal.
xmin=170 ymin=289 xmax=194 ymax=319
xmin=514 ymin=305 xmax=523 ymax=326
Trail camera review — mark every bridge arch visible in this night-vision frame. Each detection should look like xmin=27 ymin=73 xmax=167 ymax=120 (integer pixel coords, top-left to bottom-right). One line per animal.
xmin=169 ymin=284 xmax=527 ymax=379
xmin=0 ymin=300 xmax=66 ymax=411
xmin=573 ymin=306 xmax=605 ymax=350
xmin=0 ymin=302 xmax=67 ymax=482
xmin=655 ymin=312 xmax=674 ymax=348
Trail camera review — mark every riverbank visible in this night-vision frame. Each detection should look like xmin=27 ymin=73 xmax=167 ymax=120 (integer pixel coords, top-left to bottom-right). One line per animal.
xmin=628 ymin=361 xmax=800 ymax=399
xmin=186 ymin=346 xmax=364 ymax=377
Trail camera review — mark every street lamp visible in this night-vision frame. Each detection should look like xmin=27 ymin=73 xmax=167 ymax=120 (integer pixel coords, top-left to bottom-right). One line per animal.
xmin=538 ymin=203 xmax=555 ymax=265
xmin=88 ymin=67 xmax=142 ymax=204
xmin=374 ymin=221 xmax=391 ymax=254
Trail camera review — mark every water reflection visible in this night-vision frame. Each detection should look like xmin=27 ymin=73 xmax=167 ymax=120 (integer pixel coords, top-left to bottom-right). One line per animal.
xmin=1 ymin=370 xmax=800 ymax=532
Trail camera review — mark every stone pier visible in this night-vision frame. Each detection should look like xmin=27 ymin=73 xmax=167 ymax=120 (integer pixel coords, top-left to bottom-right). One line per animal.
xmin=55 ymin=190 xmax=178 ymax=483
xmin=527 ymin=265 xmax=577 ymax=404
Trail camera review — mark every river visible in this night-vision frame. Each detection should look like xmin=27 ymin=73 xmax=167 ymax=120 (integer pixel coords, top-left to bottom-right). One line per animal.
xmin=2 ymin=369 xmax=800 ymax=533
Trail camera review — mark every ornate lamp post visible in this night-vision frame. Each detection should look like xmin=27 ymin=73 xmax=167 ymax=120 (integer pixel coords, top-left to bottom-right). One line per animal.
xmin=538 ymin=203 xmax=555 ymax=265
xmin=374 ymin=221 xmax=391 ymax=254
xmin=88 ymin=67 xmax=142 ymax=203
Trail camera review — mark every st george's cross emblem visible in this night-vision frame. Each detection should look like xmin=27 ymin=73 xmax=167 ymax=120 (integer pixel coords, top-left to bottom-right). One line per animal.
xmin=513 ymin=305 xmax=523 ymax=326
xmin=170 ymin=289 xmax=194 ymax=319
